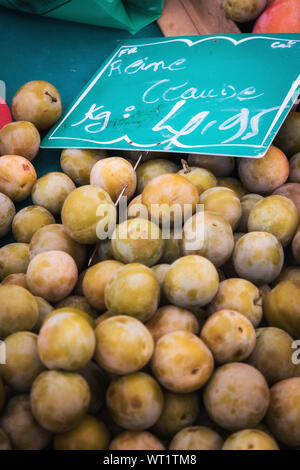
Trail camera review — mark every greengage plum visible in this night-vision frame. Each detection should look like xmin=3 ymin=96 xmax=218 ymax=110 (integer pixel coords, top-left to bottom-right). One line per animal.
xmin=12 ymin=205 xmax=55 ymax=243
xmin=209 ymin=278 xmax=263 ymax=326
xmin=222 ymin=429 xmax=279 ymax=450
xmin=204 ymin=363 xmax=270 ymax=431
xmin=163 ymin=255 xmax=219 ymax=308
xmin=79 ymin=361 xmax=106 ymax=414
xmin=247 ymin=327 xmax=296 ymax=384
xmin=0 ymin=155 xmax=36 ymax=202
xmin=238 ymin=146 xmax=289 ymax=194
xmin=169 ymin=426 xmax=223 ymax=450
xmin=60 ymin=148 xmax=107 ymax=186
xmin=0 ymin=395 xmax=51 ymax=450
xmin=199 ymin=187 xmax=242 ymax=230
xmin=151 ymin=330 xmax=214 ymax=393
xmin=275 ymin=112 xmax=300 ymax=156
xmin=32 ymin=172 xmax=75 ymax=215
xmin=248 ymin=195 xmax=298 ymax=246
xmin=104 ymin=263 xmax=160 ymax=322
xmin=0 ymin=332 xmax=45 ymax=392
xmin=30 ymin=370 xmax=90 ymax=433
xmin=56 ymin=295 xmax=97 ymax=318
xmin=106 ymin=372 xmax=163 ymax=431
xmin=90 ymin=157 xmax=136 ymax=202
xmin=178 ymin=166 xmax=217 ymax=195
xmin=0 ymin=193 xmax=15 ymax=238
xmin=0 ymin=242 xmax=29 ymax=280
xmin=61 ymin=185 xmax=116 ymax=244
xmin=83 ymin=260 xmax=124 ymax=311
xmin=266 ymin=378 xmax=300 ymax=447
xmin=238 ymin=194 xmax=263 ymax=232
xmin=0 ymin=285 xmax=38 ymax=339
xmin=224 ymin=0 xmax=267 ymax=22
xmin=34 ymin=296 xmax=54 ymax=331
xmin=1 ymin=272 xmax=28 ymax=289
xmin=38 ymin=311 xmax=95 ymax=371
xmin=111 ymin=218 xmax=164 ymax=266
xmin=136 ymin=159 xmax=178 ymax=193
xmin=0 ymin=121 xmax=40 ymax=161
xmin=233 ymin=232 xmax=284 ymax=285
xmin=273 ymin=183 xmax=300 ymax=218
xmin=26 ymin=250 xmax=78 ymax=303
xmin=201 ymin=309 xmax=256 ymax=363
xmin=217 ymin=177 xmax=247 ymax=198
xmin=12 ymin=80 xmax=62 ymax=131
xmin=289 ymin=153 xmax=300 ymax=183
xmin=54 ymin=415 xmax=110 ymax=450
xmin=146 ymin=305 xmax=199 ymax=342
xmin=94 ymin=315 xmax=153 ymax=374
xmin=188 ymin=154 xmax=234 ymax=177
xmin=109 ymin=431 xmax=165 ymax=450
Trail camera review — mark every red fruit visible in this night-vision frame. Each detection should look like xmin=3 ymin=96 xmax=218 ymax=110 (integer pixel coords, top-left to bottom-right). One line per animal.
xmin=253 ymin=0 xmax=300 ymax=33
xmin=0 ymin=98 xmax=12 ymax=131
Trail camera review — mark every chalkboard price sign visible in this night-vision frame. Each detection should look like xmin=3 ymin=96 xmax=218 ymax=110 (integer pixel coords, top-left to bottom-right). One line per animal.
xmin=42 ymin=34 xmax=300 ymax=158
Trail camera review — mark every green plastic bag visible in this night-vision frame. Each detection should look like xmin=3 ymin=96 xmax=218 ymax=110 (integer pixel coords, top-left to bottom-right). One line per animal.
xmin=0 ymin=0 xmax=163 ymax=34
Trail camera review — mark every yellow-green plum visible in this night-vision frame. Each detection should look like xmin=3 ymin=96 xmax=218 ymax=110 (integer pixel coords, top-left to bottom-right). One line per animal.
xmin=111 ymin=218 xmax=164 ymax=267
xmin=274 ymin=112 xmax=300 ymax=156
xmin=83 ymin=260 xmax=124 ymax=311
xmin=0 ymin=332 xmax=45 ymax=392
xmin=0 ymin=193 xmax=15 ymax=238
xmin=217 ymin=177 xmax=247 ymax=198
xmin=178 ymin=166 xmax=217 ymax=195
xmin=0 ymin=121 xmax=40 ymax=161
xmin=222 ymin=429 xmax=279 ymax=450
xmin=1 ymin=272 xmax=28 ymax=289
xmin=94 ymin=315 xmax=154 ymax=374
xmin=153 ymin=392 xmax=199 ymax=439
xmin=247 ymin=327 xmax=296 ymax=385
xmin=54 ymin=416 xmax=110 ymax=450
xmin=273 ymin=183 xmax=300 ymax=218
xmin=248 ymin=195 xmax=298 ymax=246
xmin=151 ymin=331 xmax=214 ymax=393
xmin=79 ymin=361 xmax=106 ymax=414
xmin=38 ymin=311 xmax=95 ymax=371
xmin=163 ymin=255 xmax=219 ymax=308
xmin=34 ymin=296 xmax=54 ymax=331
xmin=182 ymin=211 xmax=234 ymax=268
xmin=60 ymin=148 xmax=107 ymax=186
xmin=29 ymin=224 xmax=86 ymax=270
xmin=233 ymin=232 xmax=284 ymax=285
xmin=209 ymin=278 xmax=263 ymax=326
xmin=223 ymin=0 xmax=267 ymax=22
xmin=289 ymin=153 xmax=300 ymax=183
xmin=187 ymin=154 xmax=234 ymax=177
xmin=127 ymin=194 xmax=149 ymax=220
xmin=12 ymin=205 xmax=55 ymax=243
xmin=30 ymin=370 xmax=90 ymax=433
xmin=0 ymin=429 xmax=11 ymax=450
xmin=199 ymin=187 xmax=242 ymax=230
xmin=109 ymin=431 xmax=165 ymax=450
xmin=238 ymin=194 xmax=264 ymax=232
xmin=90 ymin=157 xmax=136 ymax=202
xmin=104 ymin=263 xmax=160 ymax=322
xmin=32 ymin=172 xmax=75 ymax=215
xmin=204 ymin=363 xmax=269 ymax=431
xmin=0 ymin=155 xmax=36 ymax=202
xmin=44 ymin=307 xmax=95 ymax=329
xmin=94 ymin=311 xmax=115 ymax=327
xmin=159 ymin=230 xmax=182 ymax=264
xmin=275 ymin=266 xmax=300 ymax=285
xmin=136 ymin=159 xmax=178 ymax=193
xmin=201 ymin=310 xmax=256 ymax=364
xmin=26 ymin=250 xmax=78 ymax=303
xmin=61 ymin=185 xmax=116 ymax=244
xmin=56 ymin=295 xmax=97 ymax=318
xmin=151 ymin=264 xmax=170 ymax=292
xmin=12 ymin=80 xmax=62 ymax=131
xmin=266 ymin=378 xmax=300 ymax=447
xmin=292 ymin=226 xmax=300 ymax=264
xmin=0 ymin=242 xmax=29 ymax=280
xmin=0 ymin=395 xmax=51 ymax=450
xmin=0 ymin=285 xmax=38 ymax=339
xmin=264 ymin=280 xmax=300 ymax=338
xmin=142 ymin=174 xmax=199 ymax=224
xmin=169 ymin=426 xmax=223 ymax=450
xmin=146 ymin=305 xmax=199 ymax=342
xmin=106 ymin=372 xmax=164 ymax=431
xmin=238 ymin=146 xmax=289 ymax=194
xmin=97 ymin=239 xmax=114 ymax=261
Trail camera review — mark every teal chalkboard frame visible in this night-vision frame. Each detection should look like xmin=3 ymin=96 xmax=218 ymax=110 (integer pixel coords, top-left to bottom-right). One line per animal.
xmin=42 ymin=34 xmax=300 ymax=158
